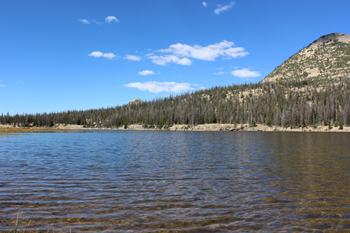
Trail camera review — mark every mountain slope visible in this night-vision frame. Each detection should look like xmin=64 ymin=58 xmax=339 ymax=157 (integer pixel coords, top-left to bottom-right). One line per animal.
xmin=2 ymin=33 xmax=350 ymax=130
xmin=262 ymin=33 xmax=350 ymax=84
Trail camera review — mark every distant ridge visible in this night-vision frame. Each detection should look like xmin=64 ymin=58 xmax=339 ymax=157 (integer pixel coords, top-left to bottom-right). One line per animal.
xmin=262 ymin=33 xmax=350 ymax=84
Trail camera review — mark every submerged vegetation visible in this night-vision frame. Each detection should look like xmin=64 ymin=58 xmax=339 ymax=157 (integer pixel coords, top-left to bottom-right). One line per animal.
xmin=1 ymin=214 xmax=56 ymax=233
xmin=2 ymin=76 xmax=350 ymax=130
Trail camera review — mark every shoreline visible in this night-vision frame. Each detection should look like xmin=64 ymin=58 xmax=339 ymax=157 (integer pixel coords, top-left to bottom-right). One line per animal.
xmin=1 ymin=123 xmax=349 ymax=132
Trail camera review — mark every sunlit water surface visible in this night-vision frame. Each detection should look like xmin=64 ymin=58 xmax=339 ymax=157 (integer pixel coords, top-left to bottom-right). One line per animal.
xmin=1 ymin=131 xmax=350 ymax=232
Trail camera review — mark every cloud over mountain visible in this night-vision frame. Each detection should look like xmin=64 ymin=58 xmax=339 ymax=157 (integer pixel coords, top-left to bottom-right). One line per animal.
xmin=231 ymin=68 xmax=261 ymax=78
xmin=147 ymin=40 xmax=247 ymax=66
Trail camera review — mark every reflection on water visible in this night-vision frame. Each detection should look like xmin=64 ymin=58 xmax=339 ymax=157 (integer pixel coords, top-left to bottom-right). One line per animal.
xmin=1 ymin=131 xmax=350 ymax=232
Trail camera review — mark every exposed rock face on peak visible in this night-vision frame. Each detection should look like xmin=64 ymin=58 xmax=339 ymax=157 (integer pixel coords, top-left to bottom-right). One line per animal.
xmin=262 ymin=33 xmax=350 ymax=84
xmin=129 ymin=98 xmax=143 ymax=105
xmin=311 ymin=33 xmax=350 ymax=45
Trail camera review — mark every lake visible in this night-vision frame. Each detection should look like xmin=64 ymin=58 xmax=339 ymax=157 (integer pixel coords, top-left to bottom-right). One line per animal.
xmin=1 ymin=131 xmax=350 ymax=232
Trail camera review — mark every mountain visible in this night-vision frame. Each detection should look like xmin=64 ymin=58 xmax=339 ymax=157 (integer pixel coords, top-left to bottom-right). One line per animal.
xmin=262 ymin=33 xmax=350 ymax=84
xmin=2 ymin=33 xmax=350 ymax=130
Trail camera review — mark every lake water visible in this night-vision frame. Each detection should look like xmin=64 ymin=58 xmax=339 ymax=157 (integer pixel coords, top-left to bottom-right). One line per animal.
xmin=1 ymin=131 xmax=350 ymax=232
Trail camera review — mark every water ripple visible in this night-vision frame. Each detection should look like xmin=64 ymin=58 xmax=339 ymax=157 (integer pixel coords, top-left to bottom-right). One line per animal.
xmin=0 ymin=131 xmax=350 ymax=232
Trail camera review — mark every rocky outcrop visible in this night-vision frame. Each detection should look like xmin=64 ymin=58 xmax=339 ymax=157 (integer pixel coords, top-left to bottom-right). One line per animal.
xmin=128 ymin=98 xmax=143 ymax=105
xmin=262 ymin=33 xmax=350 ymax=84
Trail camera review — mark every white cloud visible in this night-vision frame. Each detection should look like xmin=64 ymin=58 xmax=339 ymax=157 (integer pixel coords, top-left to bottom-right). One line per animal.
xmin=79 ymin=19 xmax=90 ymax=24
xmin=224 ymin=47 xmax=247 ymax=58
xmin=124 ymin=55 xmax=142 ymax=61
xmin=102 ymin=53 xmax=116 ymax=59
xmin=177 ymin=58 xmax=192 ymax=65
xmin=89 ymin=51 xmax=116 ymax=59
xmin=105 ymin=16 xmax=119 ymax=23
xmin=155 ymin=40 xmax=248 ymax=64
xmin=89 ymin=51 xmax=103 ymax=57
xmin=124 ymin=81 xmax=194 ymax=93
xmin=138 ymin=70 xmax=155 ymax=76
xmin=198 ymin=87 xmax=206 ymax=90
xmin=18 ymin=80 xmax=23 ymax=83
xmin=146 ymin=54 xmax=192 ymax=66
xmin=80 ymin=16 xmax=119 ymax=25
xmin=214 ymin=72 xmax=226 ymax=75
xmin=202 ymin=2 xmax=208 ymax=7
xmin=0 ymin=84 xmax=4 ymax=87
xmin=214 ymin=2 xmax=235 ymax=15
xmin=231 ymin=68 xmax=261 ymax=78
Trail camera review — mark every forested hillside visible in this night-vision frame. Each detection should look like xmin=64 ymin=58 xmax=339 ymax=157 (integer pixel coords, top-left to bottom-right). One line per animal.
xmin=1 ymin=76 xmax=350 ymax=129
xmin=2 ymin=33 xmax=350 ymax=130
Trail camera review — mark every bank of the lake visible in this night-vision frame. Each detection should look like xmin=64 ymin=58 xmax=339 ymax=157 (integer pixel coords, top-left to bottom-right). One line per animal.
xmin=1 ymin=123 xmax=350 ymax=133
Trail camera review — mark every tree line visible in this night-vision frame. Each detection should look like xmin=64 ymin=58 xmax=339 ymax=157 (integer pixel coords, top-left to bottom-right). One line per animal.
xmin=1 ymin=76 xmax=350 ymax=129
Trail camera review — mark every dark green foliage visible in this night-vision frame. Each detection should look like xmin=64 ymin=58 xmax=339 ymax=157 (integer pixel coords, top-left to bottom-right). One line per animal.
xmin=339 ymin=118 xmax=344 ymax=130
xmin=250 ymin=120 xmax=257 ymax=127
xmin=328 ymin=120 xmax=333 ymax=130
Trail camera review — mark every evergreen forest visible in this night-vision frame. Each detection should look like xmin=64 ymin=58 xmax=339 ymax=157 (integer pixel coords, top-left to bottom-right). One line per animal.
xmin=2 ymin=76 xmax=350 ymax=129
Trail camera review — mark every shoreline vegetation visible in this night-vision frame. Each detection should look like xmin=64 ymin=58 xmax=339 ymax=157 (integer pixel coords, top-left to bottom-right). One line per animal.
xmin=1 ymin=123 xmax=349 ymax=133
xmin=2 ymin=79 xmax=350 ymax=134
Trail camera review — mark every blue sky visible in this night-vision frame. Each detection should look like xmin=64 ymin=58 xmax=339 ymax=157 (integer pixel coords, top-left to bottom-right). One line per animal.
xmin=1 ymin=0 xmax=349 ymax=115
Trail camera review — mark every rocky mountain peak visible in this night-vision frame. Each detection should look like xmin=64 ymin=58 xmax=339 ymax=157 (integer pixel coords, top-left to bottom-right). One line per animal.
xmin=262 ymin=33 xmax=350 ymax=84
xmin=311 ymin=33 xmax=350 ymax=45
